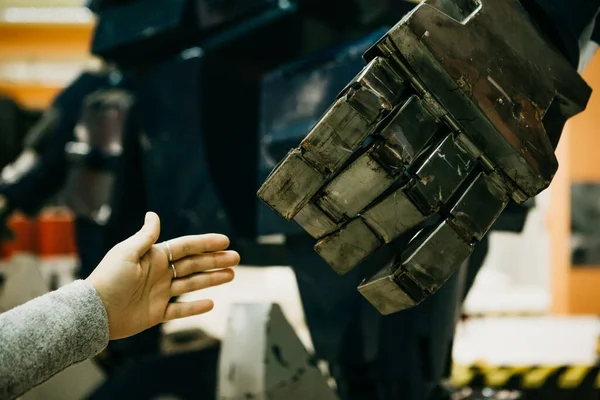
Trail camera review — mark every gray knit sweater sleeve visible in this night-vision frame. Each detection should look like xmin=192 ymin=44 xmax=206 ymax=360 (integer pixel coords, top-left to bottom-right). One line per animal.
xmin=0 ymin=280 xmax=109 ymax=399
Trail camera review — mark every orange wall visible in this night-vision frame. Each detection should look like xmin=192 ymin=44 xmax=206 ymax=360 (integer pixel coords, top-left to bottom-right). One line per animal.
xmin=0 ymin=22 xmax=93 ymax=60
xmin=550 ymin=52 xmax=600 ymax=314
xmin=0 ymin=21 xmax=94 ymax=109
xmin=549 ymin=133 xmax=570 ymax=314
xmin=569 ymin=54 xmax=600 ymax=181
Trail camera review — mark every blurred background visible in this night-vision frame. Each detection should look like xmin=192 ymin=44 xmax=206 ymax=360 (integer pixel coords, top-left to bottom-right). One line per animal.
xmin=2 ymin=1 xmax=600 ymax=399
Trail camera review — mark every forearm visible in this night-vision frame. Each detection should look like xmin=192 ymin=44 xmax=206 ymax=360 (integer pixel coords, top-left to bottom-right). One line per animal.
xmin=0 ymin=280 xmax=109 ymax=399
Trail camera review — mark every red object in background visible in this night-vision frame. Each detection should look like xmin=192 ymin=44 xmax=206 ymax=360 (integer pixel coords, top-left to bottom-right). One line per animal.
xmin=0 ymin=212 xmax=37 ymax=259
xmin=37 ymin=208 xmax=76 ymax=256
xmin=0 ymin=207 xmax=77 ymax=259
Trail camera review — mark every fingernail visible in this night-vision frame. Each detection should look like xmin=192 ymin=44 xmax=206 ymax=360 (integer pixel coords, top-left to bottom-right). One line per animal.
xmin=145 ymin=212 xmax=151 ymax=224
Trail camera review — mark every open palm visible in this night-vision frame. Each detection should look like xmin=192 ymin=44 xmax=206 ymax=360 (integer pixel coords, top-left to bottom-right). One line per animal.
xmin=87 ymin=212 xmax=239 ymax=340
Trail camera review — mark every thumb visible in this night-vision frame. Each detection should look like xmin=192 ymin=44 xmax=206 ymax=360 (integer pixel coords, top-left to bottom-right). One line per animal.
xmin=122 ymin=212 xmax=161 ymax=259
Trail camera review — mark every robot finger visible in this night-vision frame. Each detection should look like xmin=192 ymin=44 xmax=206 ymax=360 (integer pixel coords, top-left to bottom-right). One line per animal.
xmin=257 ymin=57 xmax=406 ymax=221
xmin=291 ymin=93 xmax=442 ymax=242
xmin=358 ymin=170 xmax=509 ymax=315
xmin=307 ymin=127 xmax=479 ymax=275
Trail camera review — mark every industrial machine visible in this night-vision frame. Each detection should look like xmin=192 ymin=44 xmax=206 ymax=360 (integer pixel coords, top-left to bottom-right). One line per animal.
xmin=2 ymin=0 xmax=597 ymax=398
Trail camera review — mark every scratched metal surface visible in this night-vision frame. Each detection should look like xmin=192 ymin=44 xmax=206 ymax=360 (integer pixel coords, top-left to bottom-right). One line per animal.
xmin=258 ymin=0 xmax=591 ymax=315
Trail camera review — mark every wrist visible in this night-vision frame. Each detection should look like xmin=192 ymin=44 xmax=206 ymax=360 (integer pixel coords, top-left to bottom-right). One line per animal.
xmin=85 ymin=272 xmax=113 ymax=340
xmin=78 ymin=278 xmax=112 ymax=346
xmin=85 ymin=275 xmax=109 ymax=323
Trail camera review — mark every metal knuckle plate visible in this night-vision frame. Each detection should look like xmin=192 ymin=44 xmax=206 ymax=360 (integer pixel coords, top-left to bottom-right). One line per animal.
xmin=362 ymin=188 xmax=426 ymax=243
xmin=314 ymin=218 xmax=383 ymax=275
xmin=408 ymin=135 xmax=475 ymax=213
xmin=293 ymin=202 xmax=339 ymax=240
xmin=448 ymin=171 xmax=509 ymax=241
xmin=400 ymin=220 xmax=473 ymax=296
xmin=375 ymin=0 xmax=591 ymax=197
xmin=320 ymin=145 xmax=399 ymax=219
xmin=258 ymin=0 xmax=593 ymax=316
xmin=257 ymin=149 xmax=325 ymax=220
xmin=348 ymin=57 xmax=406 ymax=109
xmin=358 ymin=268 xmax=418 ymax=316
xmin=380 ymin=95 xmax=441 ymax=164
xmin=300 ymin=99 xmax=373 ymax=173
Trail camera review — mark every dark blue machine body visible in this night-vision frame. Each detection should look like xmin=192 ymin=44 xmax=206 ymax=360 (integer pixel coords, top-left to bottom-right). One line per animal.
xmin=527 ymin=0 xmax=600 ymax=68
xmin=91 ymin=0 xmax=294 ymax=66
xmin=124 ymin=2 xmax=307 ymax=244
xmin=128 ymin=49 xmax=233 ymax=242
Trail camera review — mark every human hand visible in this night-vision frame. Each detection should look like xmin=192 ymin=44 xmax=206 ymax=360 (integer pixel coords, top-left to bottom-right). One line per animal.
xmin=86 ymin=212 xmax=239 ymax=340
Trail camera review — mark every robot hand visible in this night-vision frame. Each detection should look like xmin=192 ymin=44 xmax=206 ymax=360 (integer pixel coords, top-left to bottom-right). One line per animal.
xmin=258 ymin=0 xmax=591 ymax=314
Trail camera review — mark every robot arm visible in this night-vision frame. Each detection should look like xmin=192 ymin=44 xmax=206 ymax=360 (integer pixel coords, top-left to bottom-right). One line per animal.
xmin=0 ymin=71 xmax=115 ymax=218
xmin=0 ymin=107 xmax=60 ymax=186
xmin=0 ymin=106 xmax=61 ymax=240
xmin=0 ymin=107 xmax=72 ymax=218
xmin=258 ymin=0 xmax=593 ymax=314
xmin=22 ymin=108 xmax=60 ymax=154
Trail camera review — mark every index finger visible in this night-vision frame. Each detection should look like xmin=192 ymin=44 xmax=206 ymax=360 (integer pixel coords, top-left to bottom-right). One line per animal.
xmin=163 ymin=234 xmax=230 ymax=260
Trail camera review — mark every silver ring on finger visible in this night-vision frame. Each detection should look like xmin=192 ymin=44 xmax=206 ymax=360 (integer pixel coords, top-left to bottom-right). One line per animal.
xmin=170 ymin=263 xmax=177 ymax=279
xmin=165 ymin=241 xmax=173 ymax=263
